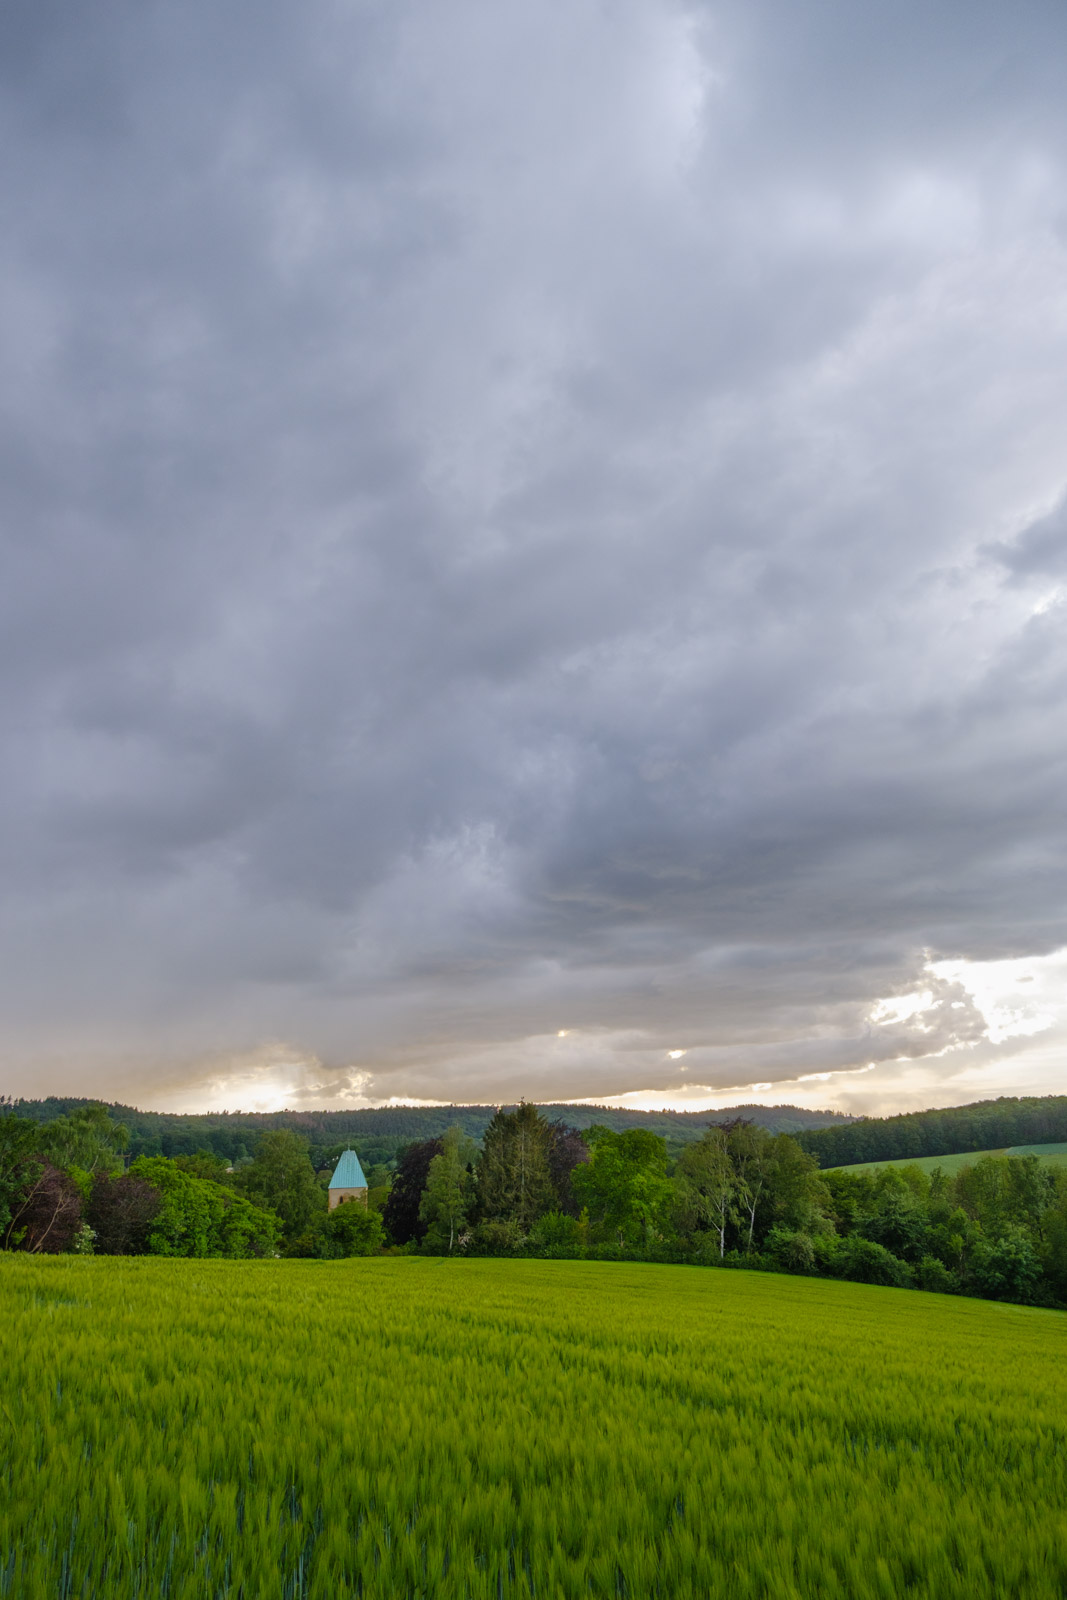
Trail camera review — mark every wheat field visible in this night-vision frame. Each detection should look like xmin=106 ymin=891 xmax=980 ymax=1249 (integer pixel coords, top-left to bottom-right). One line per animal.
xmin=2 ymin=1255 xmax=1065 ymax=1598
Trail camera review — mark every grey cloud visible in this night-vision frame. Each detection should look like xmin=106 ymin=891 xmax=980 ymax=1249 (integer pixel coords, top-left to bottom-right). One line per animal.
xmin=991 ymin=497 xmax=1067 ymax=579
xmin=1 ymin=0 xmax=1066 ymax=1107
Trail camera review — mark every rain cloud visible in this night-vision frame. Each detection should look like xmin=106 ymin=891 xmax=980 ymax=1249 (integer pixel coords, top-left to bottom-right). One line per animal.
xmin=1 ymin=0 xmax=1066 ymax=1111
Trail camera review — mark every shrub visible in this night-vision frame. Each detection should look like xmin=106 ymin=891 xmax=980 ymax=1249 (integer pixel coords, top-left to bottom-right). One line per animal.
xmin=469 ymin=1219 xmax=525 ymax=1256
xmin=812 ymin=1232 xmax=843 ymax=1274
xmin=321 ymin=1203 xmax=384 ymax=1258
xmin=688 ymin=1234 xmax=726 ymax=1266
xmin=528 ymin=1211 xmax=581 ymax=1249
xmin=833 ymin=1236 xmax=912 ymax=1288
xmin=971 ymin=1228 xmax=1042 ymax=1304
xmin=915 ymin=1255 xmax=958 ymax=1294
xmin=765 ymin=1227 xmax=816 ymax=1274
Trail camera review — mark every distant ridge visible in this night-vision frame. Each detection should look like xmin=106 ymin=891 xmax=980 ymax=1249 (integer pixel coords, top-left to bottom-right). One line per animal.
xmin=2 ymin=1095 xmax=852 ymax=1160
xmin=797 ymin=1095 xmax=1067 ymax=1169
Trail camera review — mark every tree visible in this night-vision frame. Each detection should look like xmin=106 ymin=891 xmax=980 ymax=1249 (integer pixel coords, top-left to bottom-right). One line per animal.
xmin=674 ymin=1127 xmax=737 ymax=1258
xmin=765 ymin=1134 xmax=827 ymax=1235
xmin=130 ymin=1158 xmax=280 ymax=1258
xmin=234 ymin=1130 xmax=323 ymax=1240
xmin=861 ymin=1173 xmax=930 ymax=1263
xmin=322 ymin=1204 xmax=384 ymax=1258
xmin=0 ymin=1113 xmax=43 ymax=1247
xmin=955 ymin=1156 xmax=1054 ymax=1240
xmin=36 ymin=1104 xmax=129 ymax=1175
xmin=477 ymin=1102 xmax=554 ymax=1231
xmin=546 ymin=1121 xmax=590 ymax=1215
xmin=572 ymin=1128 xmax=673 ymax=1249
xmin=419 ymin=1127 xmax=477 ymax=1253
xmin=87 ymin=1172 xmax=162 ymax=1255
xmin=724 ymin=1121 xmax=774 ymax=1252
xmin=382 ymin=1137 xmax=443 ymax=1245
xmin=5 ymin=1163 xmax=84 ymax=1253
xmin=215 ymin=1190 xmax=281 ymax=1258
xmin=173 ymin=1152 xmax=233 ymax=1182
xmin=970 ymin=1228 xmax=1042 ymax=1304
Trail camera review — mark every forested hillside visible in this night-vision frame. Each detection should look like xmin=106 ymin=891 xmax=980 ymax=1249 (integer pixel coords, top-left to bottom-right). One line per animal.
xmin=798 ymin=1096 xmax=1067 ymax=1169
xmin=6 ymin=1097 xmax=1067 ymax=1306
xmin=5 ymin=1096 xmax=851 ymax=1165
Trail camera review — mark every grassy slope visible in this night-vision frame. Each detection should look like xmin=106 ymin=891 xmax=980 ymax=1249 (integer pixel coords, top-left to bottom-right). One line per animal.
xmin=829 ymin=1142 xmax=1067 ymax=1176
xmin=2 ymin=1256 xmax=1065 ymax=1599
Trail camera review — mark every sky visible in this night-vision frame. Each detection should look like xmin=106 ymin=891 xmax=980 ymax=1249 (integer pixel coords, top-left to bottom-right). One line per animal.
xmin=2 ymin=0 xmax=1066 ymax=1117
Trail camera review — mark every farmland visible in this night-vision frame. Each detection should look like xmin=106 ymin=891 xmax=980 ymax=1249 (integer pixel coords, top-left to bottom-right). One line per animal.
xmin=3 ymin=1258 xmax=1066 ymax=1599
xmin=829 ymin=1142 xmax=1067 ymax=1177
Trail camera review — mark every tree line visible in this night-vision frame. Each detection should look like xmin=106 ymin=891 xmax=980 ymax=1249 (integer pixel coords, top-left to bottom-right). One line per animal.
xmin=5 ymin=1095 xmax=851 ymax=1165
xmin=797 ymin=1095 xmax=1067 ymax=1168
xmin=4 ymin=1099 xmax=1066 ymax=1307
xmin=0 ymin=1106 xmax=382 ymax=1261
xmin=382 ymin=1103 xmax=1067 ymax=1307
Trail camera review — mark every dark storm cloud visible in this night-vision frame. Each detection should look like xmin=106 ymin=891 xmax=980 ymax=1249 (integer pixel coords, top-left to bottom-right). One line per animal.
xmin=2 ymin=0 xmax=1066 ymax=1106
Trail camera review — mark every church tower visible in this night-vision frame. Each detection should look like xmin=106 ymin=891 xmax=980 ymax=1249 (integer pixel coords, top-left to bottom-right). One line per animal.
xmin=328 ymin=1149 xmax=369 ymax=1210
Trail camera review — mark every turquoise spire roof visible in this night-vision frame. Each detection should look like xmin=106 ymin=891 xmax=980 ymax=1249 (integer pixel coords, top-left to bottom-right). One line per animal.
xmin=329 ymin=1149 xmax=368 ymax=1189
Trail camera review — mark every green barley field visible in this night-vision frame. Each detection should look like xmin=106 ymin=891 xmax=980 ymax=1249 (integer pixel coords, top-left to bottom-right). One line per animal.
xmin=2 ymin=1258 xmax=1066 ymax=1599
xmin=829 ymin=1141 xmax=1067 ymax=1176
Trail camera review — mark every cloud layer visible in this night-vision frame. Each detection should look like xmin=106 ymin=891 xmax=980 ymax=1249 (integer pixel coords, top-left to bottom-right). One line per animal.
xmin=2 ymin=0 xmax=1066 ymax=1110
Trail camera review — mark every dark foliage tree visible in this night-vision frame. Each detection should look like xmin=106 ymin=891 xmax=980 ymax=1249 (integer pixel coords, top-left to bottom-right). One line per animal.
xmin=546 ymin=1121 xmax=590 ymax=1214
xmin=87 ymin=1173 xmax=163 ymax=1255
xmin=6 ymin=1163 xmax=83 ymax=1253
xmin=381 ymin=1137 xmax=443 ymax=1244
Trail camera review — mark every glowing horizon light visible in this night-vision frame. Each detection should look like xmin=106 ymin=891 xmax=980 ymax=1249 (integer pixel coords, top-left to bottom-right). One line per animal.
xmin=667 ymin=1049 xmax=687 ymax=1059
xmin=557 ymin=1030 xmax=570 ymax=1037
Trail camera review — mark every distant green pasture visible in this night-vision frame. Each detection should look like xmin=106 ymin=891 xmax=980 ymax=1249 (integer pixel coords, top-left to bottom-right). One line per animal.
xmin=829 ymin=1142 xmax=1067 ymax=1176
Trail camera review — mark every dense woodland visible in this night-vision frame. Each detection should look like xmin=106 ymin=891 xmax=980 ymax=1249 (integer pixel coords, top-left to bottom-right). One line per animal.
xmin=3 ymin=1095 xmax=1066 ymax=1306
xmin=798 ymin=1095 xmax=1067 ymax=1167
xmin=5 ymin=1096 xmax=850 ymax=1171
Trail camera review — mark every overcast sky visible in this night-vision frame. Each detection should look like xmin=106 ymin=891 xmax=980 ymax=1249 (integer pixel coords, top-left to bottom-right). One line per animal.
xmin=2 ymin=0 xmax=1066 ymax=1116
